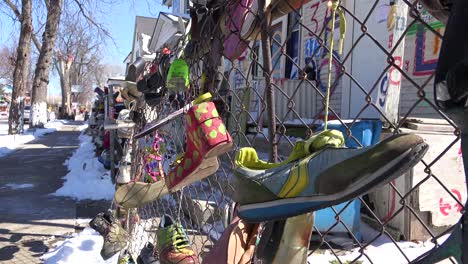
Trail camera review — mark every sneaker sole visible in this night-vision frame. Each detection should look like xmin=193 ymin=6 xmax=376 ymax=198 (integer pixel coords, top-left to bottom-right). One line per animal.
xmin=238 ymin=142 xmax=429 ymax=222
xmin=114 ymin=181 xmax=169 ymax=209
xmin=170 ymin=157 xmax=220 ymax=191
xmin=170 ymin=140 xmax=233 ymax=191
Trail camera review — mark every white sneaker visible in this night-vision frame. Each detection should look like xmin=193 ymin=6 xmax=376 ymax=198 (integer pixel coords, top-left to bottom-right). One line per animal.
xmin=116 ymin=164 xmax=131 ymax=184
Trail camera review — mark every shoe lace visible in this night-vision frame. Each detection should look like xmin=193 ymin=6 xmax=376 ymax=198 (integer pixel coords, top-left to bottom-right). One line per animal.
xmin=119 ymin=255 xmax=130 ymax=264
xmin=172 ymin=227 xmax=195 ymax=255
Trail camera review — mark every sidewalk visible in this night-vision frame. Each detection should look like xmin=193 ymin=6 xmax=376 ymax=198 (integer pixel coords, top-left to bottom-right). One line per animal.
xmin=0 ymin=122 xmax=108 ymax=263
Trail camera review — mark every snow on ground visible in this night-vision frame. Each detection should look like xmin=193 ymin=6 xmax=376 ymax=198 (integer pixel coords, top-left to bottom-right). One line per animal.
xmin=53 ymin=131 xmax=114 ymax=200
xmin=41 ymin=227 xmax=119 ymax=264
xmin=1 ymin=183 xmax=34 ymax=190
xmin=77 ymin=123 xmax=88 ymax=131
xmin=308 ymin=222 xmax=449 ymax=263
xmin=0 ymin=120 xmax=67 ymax=157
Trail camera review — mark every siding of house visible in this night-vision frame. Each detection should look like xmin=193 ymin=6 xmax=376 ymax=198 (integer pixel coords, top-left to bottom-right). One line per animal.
xmin=302 ymin=0 xmax=343 ymax=118
xmin=230 ymin=2 xmax=447 ymax=122
xmin=398 ymin=11 xmax=445 ymax=118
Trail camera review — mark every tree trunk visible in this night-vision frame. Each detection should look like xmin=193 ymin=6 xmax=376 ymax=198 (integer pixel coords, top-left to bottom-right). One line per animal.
xmin=59 ymin=69 xmax=71 ymax=118
xmin=30 ymin=0 xmax=63 ymax=127
xmin=55 ymin=56 xmax=72 ymax=118
xmin=8 ymin=0 xmax=32 ymax=135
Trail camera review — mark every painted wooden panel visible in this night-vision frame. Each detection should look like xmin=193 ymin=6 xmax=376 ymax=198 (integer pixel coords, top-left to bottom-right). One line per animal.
xmin=398 ymin=7 xmax=445 ymax=118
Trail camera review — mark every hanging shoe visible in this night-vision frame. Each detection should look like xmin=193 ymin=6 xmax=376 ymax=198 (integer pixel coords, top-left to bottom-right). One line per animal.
xmin=203 ymin=216 xmax=259 ymax=264
xmin=126 ymin=57 xmax=146 ymax=82
xmin=411 ymin=1 xmax=467 ymax=263
xmin=138 ymin=67 xmax=167 ymax=107
xmin=120 ymin=81 xmax=142 ymax=102
xmin=89 ymin=210 xmax=128 ymax=260
xmin=431 ymin=0 xmax=467 ymax=132
xmin=419 ymin=0 xmax=453 ymax=24
xmin=222 ymin=0 xmax=254 ymax=61
xmin=98 ymin=149 xmax=112 ymax=170
xmin=89 ymin=211 xmax=115 ymax=237
xmin=255 ymin=213 xmax=314 ymax=263
xmin=144 ymin=132 xmax=165 ymax=183
xmin=116 ymin=109 xmax=135 ymax=139
xmin=138 ymin=243 xmax=159 ymax=264
xmin=101 ymin=221 xmax=128 ymax=260
xmin=156 ymin=215 xmax=199 ymax=264
xmin=114 ymin=181 xmax=169 ymax=209
xmin=114 ymin=133 xmax=169 ymax=208
xmin=166 ymin=59 xmax=190 ymax=92
xmin=234 ymin=132 xmax=428 ymax=222
xmin=117 ymin=144 xmax=133 ymax=184
xmin=166 ymin=93 xmax=233 ymax=191
xmin=116 ymin=163 xmax=132 ymax=184
xmin=221 ymin=0 xmax=306 ymax=60
xmin=119 ymin=250 xmax=136 ymax=264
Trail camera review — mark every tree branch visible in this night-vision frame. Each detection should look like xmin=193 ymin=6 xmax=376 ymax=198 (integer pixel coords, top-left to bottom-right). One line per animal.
xmin=72 ymin=0 xmax=112 ymax=39
xmin=44 ymin=0 xmax=50 ymax=11
xmin=3 ymin=0 xmax=42 ymax=50
xmin=3 ymin=0 xmax=21 ymax=20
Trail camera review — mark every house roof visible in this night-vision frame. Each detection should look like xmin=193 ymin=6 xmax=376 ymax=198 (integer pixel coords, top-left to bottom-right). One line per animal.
xmin=148 ymin=12 xmax=190 ymax=52
xmin=123 ymin=52 xmax=132 ymax=64
xmin=130 ymin=16 xmax=159 ymax=63
xmin=135 ymin=16 xmax=159 ymax=37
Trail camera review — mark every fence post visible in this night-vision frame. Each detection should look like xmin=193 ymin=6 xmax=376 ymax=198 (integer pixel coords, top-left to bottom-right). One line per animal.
xmin=259 ymin=0 xmax=278 ymax=162
xmin=108 ymin=85 xmax=115 ymax=182
xmin=376 ymin=0 xmax=408 ymax=125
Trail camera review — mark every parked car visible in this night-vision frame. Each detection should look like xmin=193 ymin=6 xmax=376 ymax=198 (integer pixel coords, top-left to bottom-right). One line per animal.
xmin=24 ymin=105 xmax=30 ymax=122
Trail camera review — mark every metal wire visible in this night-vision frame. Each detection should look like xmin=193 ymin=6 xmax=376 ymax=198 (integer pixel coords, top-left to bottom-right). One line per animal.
xmin=122 ymin=1 xmax=465 ymax=263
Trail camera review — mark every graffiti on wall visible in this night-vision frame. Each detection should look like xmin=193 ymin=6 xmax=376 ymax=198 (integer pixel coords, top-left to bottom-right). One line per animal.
xmin=439 ymin=189 xmax=463 ymax=216
xmin=302 ymin=0 xmax=343 ymax=93
xmin=410 ymin=23 xmax=443 ymax=76
xmin=403 ymin=6 xmax=444 ymax=77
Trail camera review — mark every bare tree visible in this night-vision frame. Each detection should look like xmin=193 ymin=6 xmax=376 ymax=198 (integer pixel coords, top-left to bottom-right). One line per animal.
xmin=0 ymin=44 xmax=17 ymax=85
xmin=4 ymin=0 xmax=117 ymax=127
xmin=54 ymin=13 xmax=104 ymax=117
xmin=30 ymin=0 xmax=63 ymax=127
xmin=4 ymin=0 xmax=33 ymax=134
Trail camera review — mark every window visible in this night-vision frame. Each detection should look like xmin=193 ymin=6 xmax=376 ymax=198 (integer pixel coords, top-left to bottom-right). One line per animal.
xmin=252 ymin=41 xmax=263 ymax=78
xmin=184 ymin=0 xmax=191 ymax=14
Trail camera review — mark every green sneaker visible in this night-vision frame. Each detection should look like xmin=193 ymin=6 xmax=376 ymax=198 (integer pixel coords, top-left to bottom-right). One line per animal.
xmin=156 ymin=215 xmax=199 ymax=264
xmin=234 ymin=133 xmax=428 ymax=222
xmin=119 ymin=251 xmax=136 ymax=264
xmin=166 ymin=59 xmax=189 ymax=92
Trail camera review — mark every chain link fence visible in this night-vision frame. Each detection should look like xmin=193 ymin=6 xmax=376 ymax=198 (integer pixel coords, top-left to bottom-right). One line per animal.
xmin=118 ymin=0 xmax=465 ymax=263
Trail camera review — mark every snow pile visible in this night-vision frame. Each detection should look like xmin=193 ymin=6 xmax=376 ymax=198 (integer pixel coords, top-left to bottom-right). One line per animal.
xmin=1 ymin=183 xmax=34 ymax=190
xmin=41 ymin=227 xmax=119 ymax=264
xmin=53 ymin=132 xmax=114 ymax=200
xmin=0 ymin=120 xmax=67 ymax=157
xmin=44 ymin=120 xmax=69 ymax=129
xmin=308 ymin=223 xmax=449 ymax=263
xmin=77 ymin=123 xmax=89 ymax=131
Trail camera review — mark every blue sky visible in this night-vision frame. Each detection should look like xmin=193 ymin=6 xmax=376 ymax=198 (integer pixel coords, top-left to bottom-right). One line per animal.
xmin=0 ymin=1 xmax=169 ymax=95
xmin=96 ymin=1 xmax=170 ymax=65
